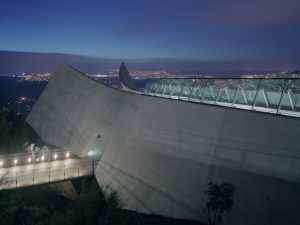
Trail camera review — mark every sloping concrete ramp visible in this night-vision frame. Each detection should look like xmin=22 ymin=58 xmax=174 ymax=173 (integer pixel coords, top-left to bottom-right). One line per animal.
xmin=27 ymin=64 xmax=300 ymax=225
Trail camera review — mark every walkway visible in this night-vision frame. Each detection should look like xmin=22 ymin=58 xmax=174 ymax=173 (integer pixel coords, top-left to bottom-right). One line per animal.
xmin=0 ymin=151 xmax=95 ymax=190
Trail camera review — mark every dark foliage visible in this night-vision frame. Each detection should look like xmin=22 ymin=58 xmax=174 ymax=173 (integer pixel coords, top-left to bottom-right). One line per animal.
xmin=0 ymin=177 xmax=206 ymax=225
xmin=0 ymin=109 xmax=12 ymax=147
xmin=0 ymin=109 xmax=44 ymax=153
xmin=0 ymin=177 xmax=121 ymax=225
xmin=204 ymin=182 xmax=235 ymax=225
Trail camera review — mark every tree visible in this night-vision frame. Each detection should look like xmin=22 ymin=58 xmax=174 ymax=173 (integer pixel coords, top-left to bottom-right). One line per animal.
xmin=0 ymin=110 xmax=12 ymax=147
xmin=204 ymin=182 xmax=235 ymax=225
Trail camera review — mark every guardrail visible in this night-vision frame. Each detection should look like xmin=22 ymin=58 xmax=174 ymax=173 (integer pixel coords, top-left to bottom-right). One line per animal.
xmin=0 ymin=158 xmax=98 ymax=190
xmin=0 ymin=149 xmax=75 ymax=168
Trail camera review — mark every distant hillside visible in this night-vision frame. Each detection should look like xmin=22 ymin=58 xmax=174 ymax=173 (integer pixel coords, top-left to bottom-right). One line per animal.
xmin=1 ymin=50 xmax=299 ymax=76
xmin=0 ymin=109 xmax=44 ymax=154
xmin=0 ymin=51 xmax=120 ymax=74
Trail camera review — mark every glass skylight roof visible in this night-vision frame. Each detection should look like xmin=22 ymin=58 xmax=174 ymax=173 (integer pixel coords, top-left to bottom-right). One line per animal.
xmin=143 ymin=78 xmax=300 ymax=118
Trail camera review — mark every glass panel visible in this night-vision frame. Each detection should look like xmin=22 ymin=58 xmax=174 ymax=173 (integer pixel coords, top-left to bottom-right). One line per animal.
xmin=179 ymin=80 xmax=194 ymax=101
xmin=148 ymin=81 xmax=159 ymax=95
xmin=161 ymin=80 xmax=172 ymax=98
xmin=216 ymin=79 xmax=239 ymax=107
xmin=253 ymin=79 xmax=285 ymax=113
xmin=279 ymin=79 xmax=300 ymax=117
xmin=169 ymin=79 xmax=183 ymax=99
xmin=154 ymin=80 xmax=167 ymax=96
xmin=143 ymin=80 xmax=153 ymax=94
xmin=233 ymin=79 xmax=260 ymax=109
xmin=190 ymin=79 xmax=208 ymax=102
xmin=202 ymin=79 xmax=222 ymax=104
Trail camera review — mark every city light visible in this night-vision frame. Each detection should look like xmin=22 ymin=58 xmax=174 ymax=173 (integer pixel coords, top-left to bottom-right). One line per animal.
xmin=66 ymin=152 xmax=70 ymax=158
xmin=14 ymin=159 xmax=18 ymax=165
xmin=41 ymin=155 xmax=45 ymax=161
xmin=27 ymin=157 xmax=31 ymax=163
xmin=53 ymin=154 xmax=58 ymax=160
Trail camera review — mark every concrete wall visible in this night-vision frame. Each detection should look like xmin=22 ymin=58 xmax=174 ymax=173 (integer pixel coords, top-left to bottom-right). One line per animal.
xmin=27 ymin=64 xmax=300 ymax=225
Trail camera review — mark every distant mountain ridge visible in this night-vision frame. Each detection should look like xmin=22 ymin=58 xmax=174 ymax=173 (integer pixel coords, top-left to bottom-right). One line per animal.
xmin=0 ymin=51 xmax=120 ymax=74
xmin=0 ymin=51 xmax=299 ymax=76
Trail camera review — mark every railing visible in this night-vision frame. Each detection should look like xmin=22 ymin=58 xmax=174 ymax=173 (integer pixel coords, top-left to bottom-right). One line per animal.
xmin=0 ymin=152 xmax=97 ymax=190
xmin=143 ymin=78 xmax=300 ymax=118
xmin=0 ymin=149 xmax=74 ymax=167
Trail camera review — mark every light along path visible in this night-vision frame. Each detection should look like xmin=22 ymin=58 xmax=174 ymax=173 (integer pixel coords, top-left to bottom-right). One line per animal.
xmin=0 ymin=157 xmax=95 ymax=190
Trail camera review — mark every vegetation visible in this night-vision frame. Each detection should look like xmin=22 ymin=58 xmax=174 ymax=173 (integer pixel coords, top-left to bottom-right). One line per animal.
xmin=0 ymin=177 xmax=205 ymax=225
xmin=0 ymin=177 xmax=121 ymax=225
xmin=0 ymin=109 xmax=12 ymax=147
xmin=203 ymin=182 xmax=235 ymax=225
xmin=0 ymin=109 xmax=43 ymax=154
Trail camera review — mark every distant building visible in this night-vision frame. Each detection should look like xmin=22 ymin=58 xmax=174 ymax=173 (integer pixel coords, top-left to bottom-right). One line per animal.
xmin=27 ymin=63 xmax=300 ymax=225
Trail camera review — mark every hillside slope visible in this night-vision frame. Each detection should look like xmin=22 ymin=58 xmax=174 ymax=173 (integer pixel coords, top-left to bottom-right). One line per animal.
xmin=0 ymin=109 xmax=44 ymax=154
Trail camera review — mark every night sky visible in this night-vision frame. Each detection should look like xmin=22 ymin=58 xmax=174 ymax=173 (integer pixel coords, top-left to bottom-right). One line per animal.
xmin=1 ymin=0 xmax=300 ymax=70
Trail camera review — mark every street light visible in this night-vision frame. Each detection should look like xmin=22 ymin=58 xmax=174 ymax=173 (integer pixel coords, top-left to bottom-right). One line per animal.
xmin=53 ymin=154 xmax=58 ymax=160
xmin=66 ymin=152 xmax=70 ymax=158
xmin=14 ymin=159 xmax=18 ymax=165
xmin=0 ymin=161 xmax=3 ymax=167
xmin=27 ymin=157 xmax=31 ymax=163
xmin=41 ymin=155 xmax=45 ymax=161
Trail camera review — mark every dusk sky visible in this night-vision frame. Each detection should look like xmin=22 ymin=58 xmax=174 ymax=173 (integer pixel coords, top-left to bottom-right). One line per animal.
xmin=1 ymin=0 xmax=300 ymax=69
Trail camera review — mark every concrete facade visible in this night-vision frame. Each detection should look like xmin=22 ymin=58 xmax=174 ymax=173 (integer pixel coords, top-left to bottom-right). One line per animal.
xmin=27 ymin=64 xmax=300 ymax=225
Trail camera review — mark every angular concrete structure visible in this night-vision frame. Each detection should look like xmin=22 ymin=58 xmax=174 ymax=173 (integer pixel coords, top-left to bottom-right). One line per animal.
xmin=27 ymin=64 xmax=300 ymax=225
xmin=119 ymin=62 xmax=138 ymax=91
